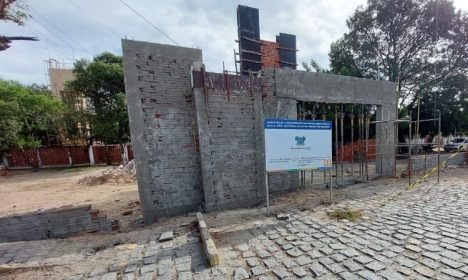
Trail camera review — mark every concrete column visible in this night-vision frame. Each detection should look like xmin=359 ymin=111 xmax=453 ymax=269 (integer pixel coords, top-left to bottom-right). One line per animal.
xmin=88 ymin=145 xmax=95 ymax=166
xmin=193 ymin=85 xmax=216 ymax=211
xmin=2 ymin=154 xmax=9 ymax=169
xmin=375 ymin=104 xmax=396 ymax=175
xmin=253 ymin=80 xmax=266 ymax=200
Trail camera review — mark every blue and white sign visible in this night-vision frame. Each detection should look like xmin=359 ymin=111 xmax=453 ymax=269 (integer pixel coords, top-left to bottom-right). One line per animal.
xmin=264 ymin=119 xmax=332 ymax=172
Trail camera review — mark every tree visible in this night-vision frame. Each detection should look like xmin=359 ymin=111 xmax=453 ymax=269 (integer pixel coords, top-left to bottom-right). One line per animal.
xmin=0 ymin=0 xmax=37 ymax=51
xmin=330 ymin=0 xmax=467 ymax=134
xmin=302 ymin=58 xmax=327 ymax=73
xmin=328 ymin=39 xmax=363 ymax=77
xmin=0 ymin=79 xmax=63 ymax=161
xmin=67 ymin=52 xmax=130 ymax=145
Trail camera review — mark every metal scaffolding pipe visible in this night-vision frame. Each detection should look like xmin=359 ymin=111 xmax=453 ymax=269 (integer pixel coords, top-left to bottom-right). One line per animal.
xmin=340 ymin=103 xmax=344 ymax=181
xmin=365 ymin=110 xmax=369 ymax=181
xmin=335 ymin=106 xmax=339 ymax=185
xmin=350 ymin=109 xmax=354 ymax=178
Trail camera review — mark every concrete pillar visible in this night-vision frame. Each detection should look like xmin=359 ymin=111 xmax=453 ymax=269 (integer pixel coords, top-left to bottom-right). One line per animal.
xmin=375 ymin=104 xmax=396 ymax=175
xmin=88 ymin=145 xmax=95 ymax=166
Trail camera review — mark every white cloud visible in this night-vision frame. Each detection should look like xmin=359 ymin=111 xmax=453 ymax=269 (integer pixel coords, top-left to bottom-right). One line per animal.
xmin=0 ymin=0 xmax=466 ymax=85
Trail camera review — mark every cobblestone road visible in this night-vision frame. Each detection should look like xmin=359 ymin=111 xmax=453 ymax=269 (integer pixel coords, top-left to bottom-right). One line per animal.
xmin=1 ymin=172 xmax=467 ymax=280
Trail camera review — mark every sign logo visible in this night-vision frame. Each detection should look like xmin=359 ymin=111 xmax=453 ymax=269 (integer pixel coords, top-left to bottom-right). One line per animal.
xmin=295 ymin=136 xmax=306 ymax=146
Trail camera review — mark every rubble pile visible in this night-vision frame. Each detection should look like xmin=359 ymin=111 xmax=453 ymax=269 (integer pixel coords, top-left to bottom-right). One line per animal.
xmin=78 ymin=160 xmax=137 ymax=185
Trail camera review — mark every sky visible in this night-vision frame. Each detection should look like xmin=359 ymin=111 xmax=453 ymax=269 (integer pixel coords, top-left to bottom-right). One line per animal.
xmin=0 ymin=0 xmax=467 ymax=85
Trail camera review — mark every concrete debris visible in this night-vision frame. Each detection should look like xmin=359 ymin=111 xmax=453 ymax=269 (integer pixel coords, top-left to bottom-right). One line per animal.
xmin=276 ymin=213 xmax=290 ymax=220
xmin=78 ymin=160 xmax=136 ymax=185
xmin=159 ymin=231 xmax=174 ymax=242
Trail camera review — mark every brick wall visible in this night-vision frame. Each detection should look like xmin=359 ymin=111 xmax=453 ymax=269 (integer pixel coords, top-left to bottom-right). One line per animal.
xmin=0 ymin=205 xmax=119 ymax=243
xmin=261 ymin=40 xmax=280 ymax=69
xmin=195 ymin=84 xmax=262 ymax=211
xmin=122 ymin=40 xmax=204 ymax=223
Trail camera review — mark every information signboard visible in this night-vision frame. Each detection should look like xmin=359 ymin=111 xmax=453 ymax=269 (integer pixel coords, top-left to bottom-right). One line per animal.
xmin=264 ymin=119 xmax=332 ymax=172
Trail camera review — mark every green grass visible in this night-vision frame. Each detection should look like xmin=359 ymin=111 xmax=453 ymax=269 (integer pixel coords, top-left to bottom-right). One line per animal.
xmin=328 ymin=208 xmax=363 ymax=222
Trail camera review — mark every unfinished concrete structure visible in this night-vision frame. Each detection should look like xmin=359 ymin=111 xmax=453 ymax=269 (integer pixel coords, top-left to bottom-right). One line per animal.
xmin=122 ymin=39 xmax=396 ymax=223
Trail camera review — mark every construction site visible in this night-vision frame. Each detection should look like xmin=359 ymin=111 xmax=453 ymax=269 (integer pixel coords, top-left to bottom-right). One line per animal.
xmin=1 ymin=3 xmax=468 ymax=280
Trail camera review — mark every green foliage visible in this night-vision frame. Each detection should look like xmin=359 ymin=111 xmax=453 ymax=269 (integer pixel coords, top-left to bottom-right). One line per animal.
xmin=67 ymin=52 xmax=129 ymax=144
xmin=0 ymin=0 xmax=29 ymax=25
xmin=0 ymin=79 xmax=63 ymax=153
xmin=302 ymin=59 xmax=327 ymax=73
xmin=330 ymin=0 xmax=467 ymax=135
xmin=329 ymin=39 xmax=363 ymax=77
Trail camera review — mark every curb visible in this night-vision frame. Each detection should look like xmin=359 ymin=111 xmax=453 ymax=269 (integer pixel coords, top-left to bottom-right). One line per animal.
xmin=196 ymin=212 xmax=220 ymax=266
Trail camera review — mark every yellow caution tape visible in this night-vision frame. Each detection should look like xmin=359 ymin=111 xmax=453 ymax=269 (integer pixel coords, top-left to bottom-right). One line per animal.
xmin=407 ymin=150 xmax=461 ymax=189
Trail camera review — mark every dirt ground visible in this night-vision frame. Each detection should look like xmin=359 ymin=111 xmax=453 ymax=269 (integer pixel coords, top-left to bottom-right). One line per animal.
xmin=0 ymin=166 xmax=141 ymax=230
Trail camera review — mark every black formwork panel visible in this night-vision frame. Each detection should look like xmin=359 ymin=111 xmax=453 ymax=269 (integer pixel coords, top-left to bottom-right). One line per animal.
xmin=237 ymin=5 xmax=261 ymax=74
xmin=276 ymin=33 xmax=297 ymax=69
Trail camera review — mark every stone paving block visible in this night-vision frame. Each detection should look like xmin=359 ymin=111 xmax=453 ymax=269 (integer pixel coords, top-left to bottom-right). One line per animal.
xmin=178 ymin=271 xmax=193 ymax=280
xmin=263 ymin=257 xmax=280 ymax=269
xmin=326 ymin=262 xmax=346 ymax=274
xmin=176 ymin=261 xmax=191 ymax=272
xmin=121 ymin=274 xmax=134 ymax=280
xmin=358 ymin=270 xmax=380 ymax=280
xmin=299 ymin=244 xmax=313 ymax=252
xmin=138 ymin=273 xmax=154 ymax=280
xmin=441 ymin=268 xmax=465 ymax=279
xmin=419 ymin=258 xmax=440 ymax=270
xmin=342 ymin=259 xmax=362 ymax=271
xmin=421 ymin=244 xmax=442 ymax=252
xmin=272 ymin=267 xmax=291 ymax=279
xmin=365 ymin=261 xmax=385 ymax=272
xmin=455 ymin=242 xmax=468 ymax=249
xmin=242 ymin=251 xmax=255 ymax=258
xmin=286 ymin=248 xmax=303 ymax=257
xmin=329 ymin=243 xmax=346 ymax=250
xmin=251 ymin=266 xmax=266 ymax=276
xmin=397 ymin=267 xmax=412 ymax=276
xmin=280 ymin=257 xmax=296 ymax=268
xmin=354 ymin=255 xmax=373 ymax=264
xmin=405 ymin=244 xmax=422 ymax=253
xmin=379 ymin=269 xmax=405 ymax=280
xmin=245 ymin=257 xmax=260 ymax=267
xmin=319 ymin=246 xmax=333 ymax=255
xmin=258 ymin=249 xmax=271 ymax=259
xmin=100 ymin=272 xmax=117 ymax=280
xmin=89 ymin=267 xmax=107 ymax=277
xmin=414 ymin=265 xmax=435 ymax=278
xmin=309 ymin=262 xmax=327 ymax=277
xmin=292 ymin=266 xmax=307 ymax=277
xmin=233 ymin=267 xmax=249 ymax=280
xmin=140 ymin=264 xmax=157 ymax=274
xmin=295 ymin=255 xmax=312 ymax=266
xmin=441 ymin=258 xmax=463 ymax=269
xmin=318 ymin=257 xmax=334 ymax=266
xmin=330 ymin=253 xmax=346 ymax=262
xmin=307 ymin=250 xmax=323 ymax=259
xmin=339 ymin=271 xmax=360 ymax=280
xmin=395 ymin=256 xmax=416 ymax=268
xmin=439 ymin=250 xmax=461 ymax=260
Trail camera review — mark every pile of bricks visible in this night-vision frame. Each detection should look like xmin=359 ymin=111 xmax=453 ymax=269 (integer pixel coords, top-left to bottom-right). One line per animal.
xmin=0 ymin=204 xmax=119 ymax=243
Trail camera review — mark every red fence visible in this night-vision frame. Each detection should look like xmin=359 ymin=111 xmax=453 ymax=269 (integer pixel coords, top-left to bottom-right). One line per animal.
xmin=336 ymin=139 xmax=376 ymax=162
xmin=3 ymin=144 xmax=134 ymax=169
